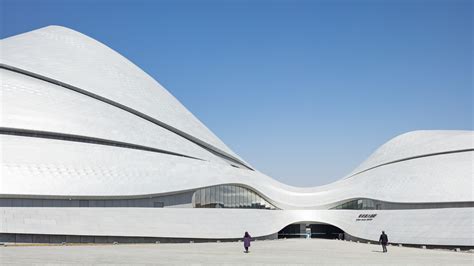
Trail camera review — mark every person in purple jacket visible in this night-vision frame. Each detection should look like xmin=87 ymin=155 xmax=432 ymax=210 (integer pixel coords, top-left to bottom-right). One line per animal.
xmin=243 ymin=231 xmax=252 ymax=253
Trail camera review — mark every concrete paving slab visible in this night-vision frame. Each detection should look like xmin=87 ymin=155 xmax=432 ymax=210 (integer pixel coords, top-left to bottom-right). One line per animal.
xmin=0 ymin=239 xmax=472 ymax=265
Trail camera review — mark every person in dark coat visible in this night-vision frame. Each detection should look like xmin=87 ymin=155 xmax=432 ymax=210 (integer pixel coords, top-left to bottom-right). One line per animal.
xmin=379 ymin=231 xmax=388 ymax=253
xmin=243 ymin=231 xmax=252 ymax=253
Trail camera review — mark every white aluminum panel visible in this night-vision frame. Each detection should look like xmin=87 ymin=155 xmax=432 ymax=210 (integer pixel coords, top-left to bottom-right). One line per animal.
xmin=0 ymin=69 xmax=230 ymax=166
xmin=349 ymin=130 xmax=474 ymax=176
xmin=1 ymin=135 xmax=472 ymax=207
xmin=0 ymin=135 xmax=272 ymax=198
xmin=1 ymin=207 xmax=472 ymax=246
xmin=0 ymin=26 xmax=246 ymax=165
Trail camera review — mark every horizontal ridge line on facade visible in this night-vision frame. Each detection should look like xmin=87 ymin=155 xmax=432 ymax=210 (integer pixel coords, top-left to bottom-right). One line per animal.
xmin=0 ymin=127 xmax=204 ymax=161
xmin=0 ymin=64 xmax=253 ymax=170
xmin=346 ymin=148 xmax=474 ymax=179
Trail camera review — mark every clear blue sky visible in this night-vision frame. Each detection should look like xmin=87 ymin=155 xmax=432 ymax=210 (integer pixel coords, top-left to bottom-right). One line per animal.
xmin=1 ymin=0 xmax=472 ymax=186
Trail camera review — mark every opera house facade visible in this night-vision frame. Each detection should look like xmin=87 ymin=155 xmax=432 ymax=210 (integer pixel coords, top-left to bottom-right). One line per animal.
xmin=1 ymin=26 xmax=472 ymax=247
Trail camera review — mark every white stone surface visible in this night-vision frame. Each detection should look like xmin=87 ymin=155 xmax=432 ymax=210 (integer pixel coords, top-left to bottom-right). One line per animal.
xmin=0 ymin=239 xmax=472 ymax=265
xmin=1 ymin=208 xmax=472 ymax=246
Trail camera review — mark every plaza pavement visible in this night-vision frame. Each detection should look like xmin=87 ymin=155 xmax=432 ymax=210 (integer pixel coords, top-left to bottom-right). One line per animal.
xmin=0 ymin=238 xmax=472 ymax=265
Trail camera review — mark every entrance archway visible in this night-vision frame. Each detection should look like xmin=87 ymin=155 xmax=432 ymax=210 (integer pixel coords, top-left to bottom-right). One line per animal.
xmin=278 ymin=222 xmax=344 ymax=239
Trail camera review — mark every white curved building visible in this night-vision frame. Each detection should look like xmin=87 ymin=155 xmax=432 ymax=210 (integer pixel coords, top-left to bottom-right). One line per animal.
xmin=1 ymin=26 xmax=473 ymax=247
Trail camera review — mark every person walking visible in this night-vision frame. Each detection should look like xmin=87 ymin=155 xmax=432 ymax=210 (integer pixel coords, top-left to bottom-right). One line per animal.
xmin=243 ymin=231 xmax=252 ymax=253
xmin=379 ymin=231 xmax=388 ymax=253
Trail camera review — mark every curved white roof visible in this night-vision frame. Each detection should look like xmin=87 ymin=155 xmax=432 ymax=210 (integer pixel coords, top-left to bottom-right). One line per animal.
xmin=0 ymin=25 xmax=248 ymax=168
xmin=1 ymin=26 xmax=472 ymax=206
xmin=347 ymin=130 xmax=474 ymax=177
xmin=0 ymin=69 xmax=230 ymax=165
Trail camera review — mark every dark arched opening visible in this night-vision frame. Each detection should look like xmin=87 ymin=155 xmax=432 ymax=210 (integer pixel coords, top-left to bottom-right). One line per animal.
xmin=278 ymin=223 xmax=344 ymax=239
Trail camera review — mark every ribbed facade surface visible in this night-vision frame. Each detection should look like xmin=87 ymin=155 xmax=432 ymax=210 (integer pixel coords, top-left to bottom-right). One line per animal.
xmin=1 ymin=26 xmax=473 ymax=247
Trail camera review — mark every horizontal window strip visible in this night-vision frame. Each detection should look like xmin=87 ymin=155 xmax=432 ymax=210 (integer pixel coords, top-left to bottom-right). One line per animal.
xmin=0 ymin=64 xmax=252 ymax=170
xmin=192 ymin=184 xmax=278 ymax=210
xmin=331 ymin=198 xmax=474 ymax=210
xmin=0 ymin=127 xmax=202 ymax=160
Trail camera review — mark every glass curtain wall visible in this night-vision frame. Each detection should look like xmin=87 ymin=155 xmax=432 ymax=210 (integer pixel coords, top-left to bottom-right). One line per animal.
xmin=192 ymin=184 xmax=277 ymax=209
xmin=331 ymin=199 xmax=378 ymax=210
xmin=330 ymin=198 xmax=474 ymax=210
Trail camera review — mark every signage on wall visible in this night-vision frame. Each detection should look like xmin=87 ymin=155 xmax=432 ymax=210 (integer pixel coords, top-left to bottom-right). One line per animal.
xmin=356 ymin=214 xmax=377 ymax=221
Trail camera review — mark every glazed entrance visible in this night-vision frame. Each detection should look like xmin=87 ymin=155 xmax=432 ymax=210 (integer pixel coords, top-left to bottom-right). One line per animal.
xmin=278 ymin=223 xmax=344 ymax=239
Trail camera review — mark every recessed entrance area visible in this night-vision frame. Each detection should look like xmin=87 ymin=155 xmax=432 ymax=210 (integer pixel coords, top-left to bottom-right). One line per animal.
xmin=278 ymin=223 xmax=344 ymax=239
